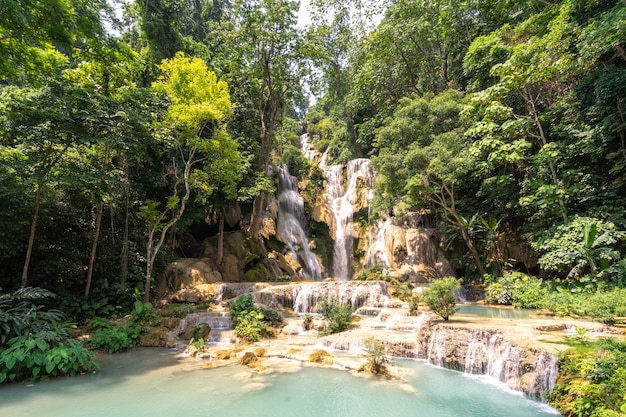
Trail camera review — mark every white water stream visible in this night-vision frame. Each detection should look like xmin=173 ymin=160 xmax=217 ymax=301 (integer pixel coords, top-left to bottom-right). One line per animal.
xmin=276 ymin=165 xmax=322 ymax=280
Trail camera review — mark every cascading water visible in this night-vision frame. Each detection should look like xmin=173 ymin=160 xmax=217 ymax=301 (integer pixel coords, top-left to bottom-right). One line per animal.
xmin=301 ymin=133 xmax=375 ymax=280
xmin=323 ymin=158 xmax=373 ymax=280
xmin=276 ymin=165 xmax=322 ymax=281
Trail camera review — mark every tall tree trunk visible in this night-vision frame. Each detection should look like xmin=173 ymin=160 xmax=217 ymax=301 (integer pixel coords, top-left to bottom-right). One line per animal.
xmin=84 ymin=203 xmax=104 ymax=298
xmin=144 ymin=151 xmax=194 ymax=302
xmin=21 ymin=180 xmax=44 ymax=287
xmin=430 ymin=180 xmax=487 ymax=277
xmin=120 ymin=184 xmax=129 ymax=293
xmin=85 ymin=140 xmax=111 ymax=298
xmin=525 ymin=88 xmax=568 ymax=224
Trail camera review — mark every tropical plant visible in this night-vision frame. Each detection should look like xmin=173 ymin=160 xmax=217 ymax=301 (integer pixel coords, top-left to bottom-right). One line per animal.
xmin=533 ymin=217 xmax=625 ymax=288
xmin=228 ymin=294 xmax=255 ymax=327
xmin=0 ymin=287 xmax=98 ymax=383
xmin=88 ymin=324 xmax=143 ymax=353
xmin=363 ymin=337 xmax=388 ymax=375
xmin=423 ymin=277 xmax=461 ymax=321
xmin=319 ymin=298 xmax=353 ymax=334
xmin=234 ymin=310 xmax=266 ymax=343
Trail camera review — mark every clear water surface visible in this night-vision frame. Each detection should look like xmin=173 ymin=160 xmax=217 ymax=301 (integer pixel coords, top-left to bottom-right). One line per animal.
xmin=0 ymin=348 xmax=560 ymax=417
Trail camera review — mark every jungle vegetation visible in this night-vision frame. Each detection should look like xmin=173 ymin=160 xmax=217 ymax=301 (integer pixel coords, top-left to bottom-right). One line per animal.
xmin=1 ymin=0 xmax=626 ymax=414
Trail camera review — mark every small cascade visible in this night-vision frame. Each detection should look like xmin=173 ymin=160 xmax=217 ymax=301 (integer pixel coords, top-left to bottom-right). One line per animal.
xmin=300 ymin=133 xmax=317 ymax=161
xmin=322 ymin=157 xmax=373 ymax=280
xmin=417 ymin=322 xmax=558 ymax=399
xmin=276 ymin=165 xmax=322 ymax=281
xmin=365 ymin=217 xmax=392 ymax=269
xmin=179 ymin=311 xmax=232 ymax=330
xmin=290 ymin=281 xmax=390 ymax=314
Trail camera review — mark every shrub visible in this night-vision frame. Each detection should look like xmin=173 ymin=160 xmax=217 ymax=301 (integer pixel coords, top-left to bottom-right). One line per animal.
xmin=551 ymin=339 xmax=626 ymax=417
xmin=0 ymin=338 xmax=97 ymax=383
xmin=423 ymin=277 xmax=461 ymax=321
xmin=363 ymin=337 xmax=388 ymax=375
xmin=228 ymin=294 xmax=255 ymax=327
xmin=485 ymin=272 xmax=546 ymax=308
xmin=89 ymin=324 xmax=143 ymax=353
xmin=234 ymin=311 xmax=266 ymax=343
xmin=228 ymin=295 xmax=282 ymax=343
xmin=0 ymin=287 xmax=98 ymax=383
xmin=319 ymin=298 xmax=353 ymax=334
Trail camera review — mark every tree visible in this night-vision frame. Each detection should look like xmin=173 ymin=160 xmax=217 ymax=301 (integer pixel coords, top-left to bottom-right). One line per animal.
xmin=372 ymin=90 xmax=487 ymax=276
xmin=0 ymin=85 xmax=105 ymax=287
xmin=141 ymin=52 xmax=238 ymax=302
xmin=232 ymin=0 xmax=303 ymax=235
xmin=423 ymin=277 xmax=461 ymax=321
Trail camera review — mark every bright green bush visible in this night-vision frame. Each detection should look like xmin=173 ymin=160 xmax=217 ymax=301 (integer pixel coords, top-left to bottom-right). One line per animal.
xmin=485 ymin=272 xmax=546 ymax=308
xmin=0 ymin=337 xmax=97 ymax=383
xmin=319 ymin=298 xmax=353 ymax=334
xmin=228 ymin=294 xmax=255 ymax=327
xmin=229 ymin=295 xmax=283 ymax=342
xmin=423 ymin=277 xmax=461 ymax=321
xmin=234 ymin=311 xmax=266 ymax=343
xmin=88 ymin=324 xmax=143 ymax=353
xmin=0 ymin=287 xmax=98 ymax=383
xmin=551 ymin=339 xmax=626 ymax=417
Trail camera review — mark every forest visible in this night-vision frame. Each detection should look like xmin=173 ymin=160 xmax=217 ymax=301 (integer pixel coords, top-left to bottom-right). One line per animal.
xmin=1 ymin=0 xmax=626 ymax=414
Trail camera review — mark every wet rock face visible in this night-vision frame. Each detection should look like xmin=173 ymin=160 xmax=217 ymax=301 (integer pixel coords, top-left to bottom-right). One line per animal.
xmin=364 ymin=213 xmax=455 ymax=282
xmin=416 ymin=321 xmax=558 ymax=400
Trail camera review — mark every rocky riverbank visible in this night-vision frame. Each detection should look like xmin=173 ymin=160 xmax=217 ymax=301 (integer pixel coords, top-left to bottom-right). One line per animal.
xmin=149 ymin=281 xmax=623 ymax=401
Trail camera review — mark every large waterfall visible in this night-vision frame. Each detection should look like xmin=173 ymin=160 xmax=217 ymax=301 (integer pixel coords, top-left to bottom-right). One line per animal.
xmin=276 ymin=165 xmax=322 ymax=281
xmin=323 ymin=159 xmax=373 ymax=280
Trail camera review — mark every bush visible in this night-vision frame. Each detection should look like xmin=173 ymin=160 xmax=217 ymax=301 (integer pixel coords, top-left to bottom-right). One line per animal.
xmin=228 ymin=295 xmax=282 ymax=343
xmin=0 ymin=338 xmax=97 ymax=383
xmin=0 ymin=287 xmax=98 ymax=383
xmin=234 ymin=311 xmax=266 ymax=343
xmin=551 ymin=339 xmax=626 ymax=417
xmin=319 ymin=298 xmax=353 ymax=334
xmin=88 ymin=324 xmax=143 ymax=353
xmin=485 ymin=272 xmax=546 ymax=308
xmin=228 ymin=294 xmax=255 ymax=327
xmin=363 ymin=337 xmax=388 ymax=375
xmin=423 ymin=277 xmax=461 ymax=321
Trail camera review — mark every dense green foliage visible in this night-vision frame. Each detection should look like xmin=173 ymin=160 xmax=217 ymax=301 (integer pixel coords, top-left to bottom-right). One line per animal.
xmin=0 ymin=287 xmax=98 ymax=383
xmin=228 ymin=294 xmax=283 ymax=342
xmin=486 ymin=273 xmax=626 ymax=324
xmin=552 ymin=339 xmax=626 ymax=417
xmin=319 ymin=298 xmax=353 ymax=334
xmin=423 ymin=277 xmax=461 ymax=321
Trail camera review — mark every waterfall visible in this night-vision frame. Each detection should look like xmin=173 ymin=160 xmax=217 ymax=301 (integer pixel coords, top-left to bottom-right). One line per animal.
xmin=418 ymin=323 xmax=558 ymax=399
xmin=365 ymin=217 xmax=392 ymax=269
xmin=291 ymin=281 xmax=390 ymax=313
xmin=276 ymin=165 xmax=322 ymax=281
xmin=323 ymin=158 xmax=373 ymax=280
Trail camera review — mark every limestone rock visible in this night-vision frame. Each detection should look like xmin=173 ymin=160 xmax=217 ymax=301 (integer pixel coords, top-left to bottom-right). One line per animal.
xmin=140 ymin=327 xmax=175 ymax=347
xmin=178 ymin=322 xmax=211 ymax=341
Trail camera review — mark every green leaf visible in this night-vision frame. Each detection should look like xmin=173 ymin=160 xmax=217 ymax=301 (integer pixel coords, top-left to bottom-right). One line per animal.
xmin=5 ymin=356 xmax=16 ymax=370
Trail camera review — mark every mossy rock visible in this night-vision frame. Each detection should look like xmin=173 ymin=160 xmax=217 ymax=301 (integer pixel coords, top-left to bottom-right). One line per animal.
xmin=178 ymin=323 xmax=211 ymax=341
xmin=141 ymin=327 xmax=172 ymax=347
xmin=159 ymin=303 xmax=195 ymax=318
xmin=239 ymin=351 xmax=257 ymax=366
xmin=244 ymin=267 xmax=267 ymax=282
xmin=309 ymin=349 xmax=333 ymax=364
xmin=215 ymin=349 xmax=235 ymax=360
